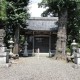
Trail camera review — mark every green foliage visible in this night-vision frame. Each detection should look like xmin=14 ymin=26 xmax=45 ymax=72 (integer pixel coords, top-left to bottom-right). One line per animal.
xmin=0 ymin=0 xmax=7 ymax=21
xmin=78 ymin=43 xmax=80 ymax=48
xmin=66 ymin=47 xmax=71 ymax=56
xmin=6 ymin=0 xmax=29 ymax=28
xmin=0 ymin=0 xmax=7 ymax=29
xmin=19 ymin=35 xmax=25 ymax=45
xmin=4 ymin=0 xmax=29 ymax=47
xmin=66 ymin=47 xmax=71 ymax=52
xmin=5 ymin=0 xmax=29 ymax=36
xmin=67 ymin=1 xmax=80 ymax=45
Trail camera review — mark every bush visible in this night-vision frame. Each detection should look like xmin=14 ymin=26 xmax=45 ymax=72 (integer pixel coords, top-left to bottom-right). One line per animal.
xmin=78 ymin=43 xmax=80 ymax=48
xmin=66 ymin=48 xmax=71 ymax=52
xmin=66 ymin=48 xmax=71 ymax=56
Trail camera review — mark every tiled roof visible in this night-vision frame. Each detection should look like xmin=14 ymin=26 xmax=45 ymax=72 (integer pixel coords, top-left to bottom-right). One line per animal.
xmin=27 ymin=17 xmax=58 ymax=31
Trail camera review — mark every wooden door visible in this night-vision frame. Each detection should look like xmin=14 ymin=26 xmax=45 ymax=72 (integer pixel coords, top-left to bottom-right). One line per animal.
xmin=34 ymin=37 xmax=49 ymax=53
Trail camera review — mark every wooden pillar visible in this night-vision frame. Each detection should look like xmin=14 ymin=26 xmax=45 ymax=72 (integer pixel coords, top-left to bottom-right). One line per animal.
xmin=49 ymin=32 xmax=51 ymax=57
xmin=32 ymin=31 xmax=35 ymax=56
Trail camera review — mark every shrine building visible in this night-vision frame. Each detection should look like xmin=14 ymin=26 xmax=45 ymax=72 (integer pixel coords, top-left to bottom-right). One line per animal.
xmin=25 ymin=17 xmax=58 ymax=56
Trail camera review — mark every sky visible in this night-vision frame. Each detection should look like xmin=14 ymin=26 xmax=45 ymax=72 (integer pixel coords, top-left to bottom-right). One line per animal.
xmin=28 ymin=0 xmax=46 ymax=17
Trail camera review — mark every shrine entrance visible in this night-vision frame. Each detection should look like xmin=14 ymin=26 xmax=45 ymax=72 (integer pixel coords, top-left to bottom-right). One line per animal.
xmin=34 ymin=36 xmax=49 ymax=53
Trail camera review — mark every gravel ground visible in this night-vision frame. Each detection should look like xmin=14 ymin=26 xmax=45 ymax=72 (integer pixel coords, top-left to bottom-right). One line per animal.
xmin=0 ymin=56 xmax=80 ymax=80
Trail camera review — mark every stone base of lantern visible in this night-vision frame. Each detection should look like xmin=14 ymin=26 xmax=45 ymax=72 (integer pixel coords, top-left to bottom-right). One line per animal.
xmin=74 ymin=53 xmax=80 ymax=64
xmin=9 ymin=53 xmax=19 ymax=59
xmin=0 ymin=52 xmax=11 ymax=67
xmin=23 ymin=52 xmax=28 ymax=57
xmin=0 ymin=52 xmax=9 ymax=63
xmin=76 ymin=58 xmax=80 ymax=65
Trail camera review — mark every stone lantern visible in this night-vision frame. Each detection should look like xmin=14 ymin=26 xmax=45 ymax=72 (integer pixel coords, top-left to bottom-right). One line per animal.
xmin=71 ymin=40 xmax=80 ymax=64
xmin=23 ymin=40 xmax=28 ymax=57
xmin=0 ymin=29 xmax=9 ymax=64
xmin=8 ymin=38 xmax=14 ymax=56
xmin=71 ymin=40 xmax=78 ymax=55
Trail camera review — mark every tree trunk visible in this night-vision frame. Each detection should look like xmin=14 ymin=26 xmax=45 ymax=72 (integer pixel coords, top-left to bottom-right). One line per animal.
xmin=55 ymin=10 xmax=67 ymax=59
xmin=13 ymin=26 xmax=19 ymax=55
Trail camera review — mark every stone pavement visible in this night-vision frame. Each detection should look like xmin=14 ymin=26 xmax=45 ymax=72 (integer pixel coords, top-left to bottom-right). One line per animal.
xmin=0 ymin=56 xmax=80 ymax=80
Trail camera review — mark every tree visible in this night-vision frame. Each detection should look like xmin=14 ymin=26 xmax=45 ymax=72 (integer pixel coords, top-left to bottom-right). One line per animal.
xmin=39 ymin=0 xmax=80 ymax=59
xmin=0 ymin=0 xmax=7 ymax=28
xmin=67 ymin=0 xmax=80 ymax=47
xmin=6 ymin=0 xmax=29 ymax=54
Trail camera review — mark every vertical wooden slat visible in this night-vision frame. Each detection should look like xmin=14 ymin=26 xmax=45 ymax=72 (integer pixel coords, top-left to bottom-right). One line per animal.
xmin=49 ymin=32 xmax=51 ymax=57
xmin=32 ymin=31 xmax=35 ymax=56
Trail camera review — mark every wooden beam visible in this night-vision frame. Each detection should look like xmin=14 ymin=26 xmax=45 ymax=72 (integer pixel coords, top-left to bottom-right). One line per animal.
xmin=34 ymin=35 xmax=49 ymax=37
xmin=52 ymin=32 xmax=57 ymax=34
